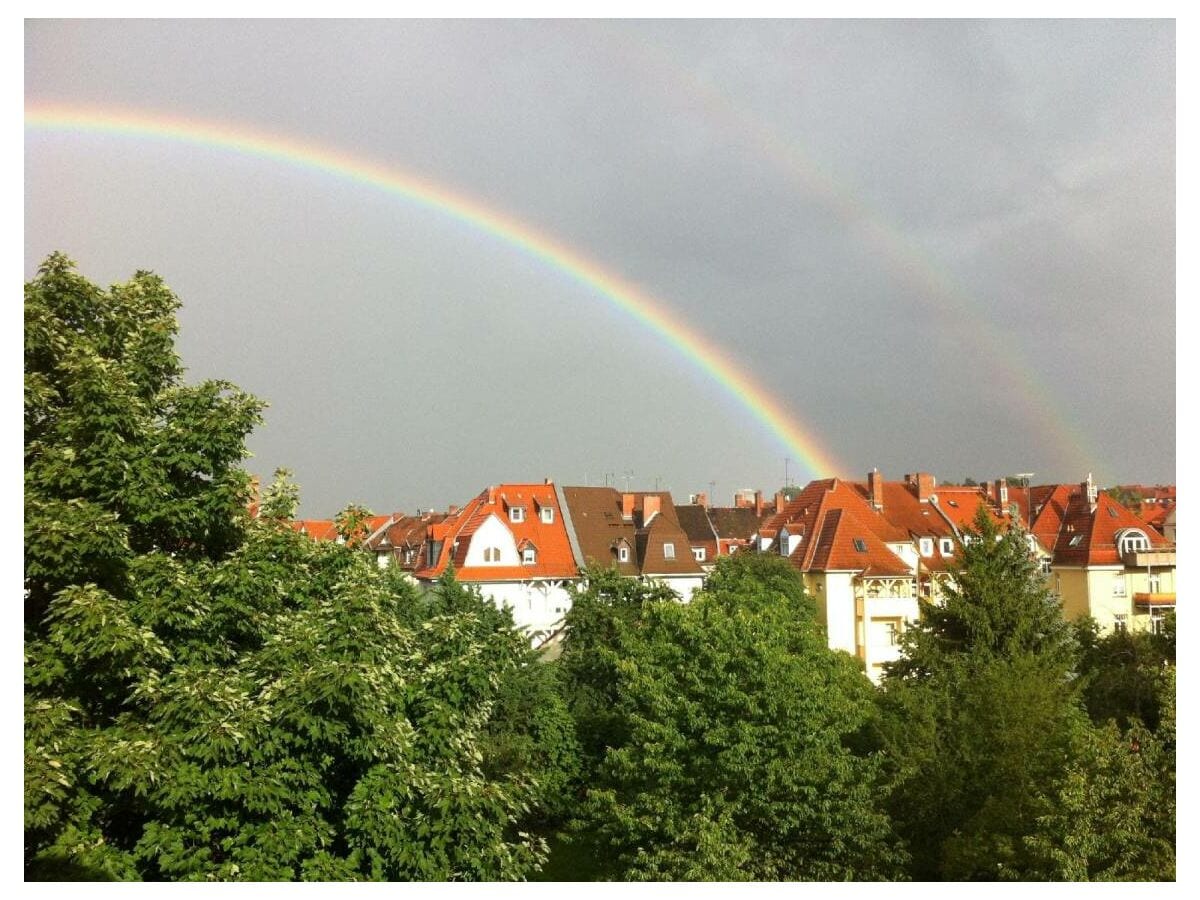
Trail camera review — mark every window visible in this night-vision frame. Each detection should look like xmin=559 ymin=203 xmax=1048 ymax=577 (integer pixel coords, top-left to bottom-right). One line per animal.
xmin=940 ymin=538 xmax=954 ymax=556
xmin=884 ymin=621 xmax=901 ymax=646
xmin=1113 ymin=614 xmax=1128 ymax=633
xmin=1117 ymin=530 xmax=1149 ymax=555
xmin=663 ymin=542 xmax=675 ymax=560
xmin=1041 ymin=558 xmax=1052 ymax=576
xmin=853 ymin=538 xmax=867 ymax=553
xmin=540 ymin=506 xmax=555 ymax=524
xmin=693 ymin=547 xmax=706 ymax=562
xmin=919 ymin=538 xmax=933 ymax=557
xmin=1112 ymin=577 xmax=1126 ymax=597
xmin=1068 ymin=534 xmax=1084 ymax=547
xmin=1148 ymin=573 xmax=1161 ymax=593
xmin=618 ymin=546 xmax=630 ymax=563
xmin=482 ymin=546 xmax=503 ymax=563
xmin=510 ymin=506 xmax=525 ymax=524
xmin=522 ymin=547 xmax=537 ymax=564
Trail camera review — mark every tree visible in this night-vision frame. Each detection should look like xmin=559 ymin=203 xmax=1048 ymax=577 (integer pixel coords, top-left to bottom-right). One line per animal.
xmin=886 ymin=507 xmax=1075 ymax=680
xmin=877 ymin=508 xmax=1080 ymax=878
xmin=1075 ymin=613 xmax=1175 ymax=731
xmin=24 ymin=257 xmax=548 ymax=880
xmin=876 ymin=507 xmax=1174 ymax=880
xmin=563 ymin=554 xmax=906 ymax=880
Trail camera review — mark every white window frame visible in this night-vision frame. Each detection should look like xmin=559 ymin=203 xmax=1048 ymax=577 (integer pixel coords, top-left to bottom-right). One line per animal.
xmin=510 ymin=506 xmax=525 ymax=524
xmin=663 ymin=542 xmax=675 ymax=560
xmin=541 ymin=506 xmax=555 ymax=524
xmin=1118 ymin=530 xmax=1149 ymax=555
xmin=618 ymin=545 xmax=630 ymax=563
xmin=1112 ymin=576 xmax=1127 ymax=597
xmin=919 ymin=538 xmax=933 ymax=557
xmin=522 ymin=547 xmax=536 ymax=564
xmin=693 ymin=547 xmax=706 ymax=562
xmin=940 ymin=538 xmax=954 ymax=556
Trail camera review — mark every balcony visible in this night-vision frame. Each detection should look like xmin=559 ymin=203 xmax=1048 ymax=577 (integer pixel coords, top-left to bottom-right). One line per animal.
xmin=1133 ymin=592 xmax=1175 ymax=607
xmin=1123 ymin=548 xmax=1176 ymax=568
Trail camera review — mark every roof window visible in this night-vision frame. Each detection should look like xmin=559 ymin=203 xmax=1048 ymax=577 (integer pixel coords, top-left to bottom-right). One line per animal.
xmin=853 ymin=538 xmax=867 ymax=553
xmin=510 ymin=506 xmax=525 ymax=524
xmin=663 ymin=542 xmax=675 ymax=560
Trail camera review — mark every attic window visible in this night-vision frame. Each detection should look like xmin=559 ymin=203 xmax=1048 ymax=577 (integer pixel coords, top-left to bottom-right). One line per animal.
xmin=919 ymin=538 xmax=933 ymax=557
xmin=947 ymin=499 xmax=959 ymax=508
xmin=522 ymin=547 xmax=537 ymax=564
xmin=1107 ymin=506 xmax=1119 ymax=518
xmin=693 ymin=547 xmax=706 ymax=562
xmin=510 ymin=506 xmax=525 ymax=524
xmin=940 ymin=538 xmax=954 ymax=555
xmin=853 ymin=538 xmax=867 ymax=553
xmin=541 ymin=506 xmax=555 ymax=524
xmin=618 ymin=546 xmax=630 ymax=563
xmin=663 ymin=542 xmax=675 ymax=560
xmin=1117 ymin=530 xmax=1149 ymax=555
xmin=1068 ymin=534 xmax=1084 ymax=547
xmin=483 ymin=547 xmax=502 ymax=563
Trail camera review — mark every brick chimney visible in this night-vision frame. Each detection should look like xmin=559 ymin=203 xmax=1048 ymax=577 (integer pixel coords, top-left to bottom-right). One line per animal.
xmin=693 ymin=491 xmax=709 ymax=509
xmin=994 ymin=478 xmax=1008 ymax=510
xmin=642 ymin=494 xmax=661 ymax=524
xmin=621 ymin=493 xmax=635 ymax=520
xmin=868 ymin=468 xmax=884 ymax=511
xmin=754 ymin=490 xmax=764 ymax=517
xmin=775 ymin=491 xmax=786 ymax=515
xmin=907 ymin=473 xmax=936 ymax=502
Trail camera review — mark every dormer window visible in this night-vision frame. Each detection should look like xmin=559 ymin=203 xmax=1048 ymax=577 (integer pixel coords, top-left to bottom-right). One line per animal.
xmin=919 ymin=538 xmax=933 ymax=557
xmin=541 ymin=506 xmax=555 ymax=524
xmin=522 ymin=547 xmax=537 ymax=564
xmin=510 ymin=506 xmax=525 ymax=524
xmin=940 ymin=538 xmax=954 ymax=556
xmin=618 ymin=545 xmax=630 ymax=563
xmin=1117 ymin=530 xmax=1149 ymax=555
xmin=693 ymin=547 xmax=706 ymax=562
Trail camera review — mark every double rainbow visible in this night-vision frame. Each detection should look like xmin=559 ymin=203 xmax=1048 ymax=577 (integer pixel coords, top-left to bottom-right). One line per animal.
xmin=25 ymin=103 xmax=846 ymax=481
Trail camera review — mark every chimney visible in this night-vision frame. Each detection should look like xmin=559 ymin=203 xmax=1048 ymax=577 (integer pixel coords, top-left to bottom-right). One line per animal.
xmin=1084 ymin=473 xmax=1097 ymax=512
xmin=754 ymin=490 xmax=764 ymax=518
xmin=912 ymin=473 xmax=936 ymax=502
xmin=621 ymin=493 xmax=635 ymax=520
xmin=487 ymin=486 xmax=496 ymax=505
xmin=697 ymin=492 xmax=709 ymax=509
xmin=775 ymin=491 xmax=786 ymax=515
xmin=642 ymin=494 xmax=661 ymax=524
xmin=868 ymin=468 xmax=884 ymax=511
xmin=994 ymin=478 xmax=1008 ymax=510
xmin=447 ymin=504 xmax=460 ymax=516
xmin=544 ymin=476 xmax=553 ymax=485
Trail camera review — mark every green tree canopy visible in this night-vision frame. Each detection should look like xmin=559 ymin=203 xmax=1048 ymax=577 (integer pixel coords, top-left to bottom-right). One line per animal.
xmin=563 ymin=554 xmax=906 ymax=880
xmin=24 ymin=256 xmax=550 ymax=880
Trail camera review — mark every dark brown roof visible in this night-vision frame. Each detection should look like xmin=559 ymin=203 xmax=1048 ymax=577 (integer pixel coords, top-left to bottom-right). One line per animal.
xmin=561 ymin=487 xmax=704 ymax=577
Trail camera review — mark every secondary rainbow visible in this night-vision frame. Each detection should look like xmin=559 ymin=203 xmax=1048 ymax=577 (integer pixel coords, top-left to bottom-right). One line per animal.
xmin=26 ymin=103 xmax=846 ymax=480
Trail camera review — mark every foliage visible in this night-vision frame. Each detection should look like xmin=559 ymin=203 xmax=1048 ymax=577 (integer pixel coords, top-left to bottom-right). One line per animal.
xmin=333 ymin=503 xmax=375 ymax=547
xmin=564 ymin=554 xmax=906 ymax=880
xmin=259 ymin=467 xmax=301 ymax=521
xmin=1021 ymin=678 xmax=1175 ymax=881
xmin=1074 ymin=613 xmax=1175 ymax=731
xmin=876 ymin=507 xmax=1174 ymax=881
xmin=24 ymin=256 xmax=547 ymax=881
xmin=886 ymin=507 xmax=1075 ymax=680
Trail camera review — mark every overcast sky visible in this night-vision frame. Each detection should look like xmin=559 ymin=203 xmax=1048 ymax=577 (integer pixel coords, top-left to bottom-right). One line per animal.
xmin=25 ymin=19 xmax=1175 ymax=516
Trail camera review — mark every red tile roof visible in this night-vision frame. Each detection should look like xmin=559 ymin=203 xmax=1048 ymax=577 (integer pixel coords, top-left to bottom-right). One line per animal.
xmin=1031 ymin=482 xmax=1171 ymax=566
xmin=289 ymin=519 xmax=339 ymax=542
xmin=413 ymin=483 xmax=578 ymax=582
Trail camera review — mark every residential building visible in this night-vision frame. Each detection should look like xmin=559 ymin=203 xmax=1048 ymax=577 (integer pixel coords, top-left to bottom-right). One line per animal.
xmin=410 ymin=482 xmax=578 ymax=644
xmin=560 ymin=486 xmax=706 ymax=601
xmin=1028 ymin=475 xmax=1176 ymax=634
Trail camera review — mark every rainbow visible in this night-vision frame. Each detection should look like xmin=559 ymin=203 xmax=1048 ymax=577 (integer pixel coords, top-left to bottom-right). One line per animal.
xmin=583 ymin=21 xmax=1101 ymax=479
xmin=25 ymin=102 xmax=847 ymax=480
